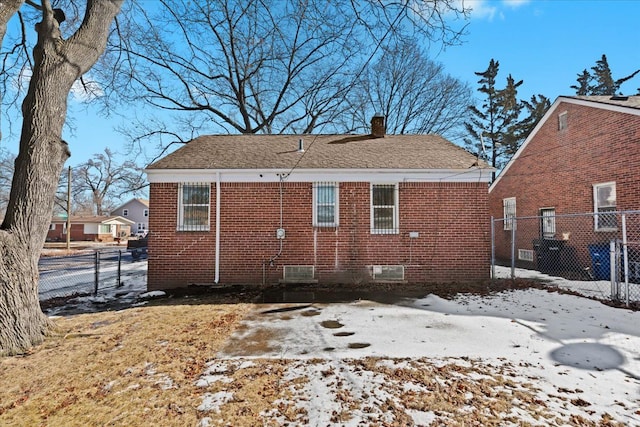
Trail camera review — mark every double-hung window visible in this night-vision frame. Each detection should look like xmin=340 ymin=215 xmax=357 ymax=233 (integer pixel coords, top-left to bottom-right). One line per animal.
xmin=178 ymin=183 xmax=211 ymax=231
xmin=593 ymin=182 xmax=616 ymax=231
xmin=503 ymin=197 xmax=516 ymax=230
xmin=313 ymin=183 xmax=339 ymax=227
xmin=371 ymin=184 xmax=398 ymax=234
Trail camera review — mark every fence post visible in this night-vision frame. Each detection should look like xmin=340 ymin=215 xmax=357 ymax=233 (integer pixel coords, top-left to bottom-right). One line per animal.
xmin=610 ymin=239 xmax=617 ymax=301
xmin=117 ymin=250 xmax=122 ymax=288
xmin=490 ymin=216 xmax=495 ymax=280
xmin=94 ymin=251 xmax=100 ymax=296
xmin=510 ymin=218 xmax=516 ymax=280
xmin=622 ymin=213 xmax=629 ymax=307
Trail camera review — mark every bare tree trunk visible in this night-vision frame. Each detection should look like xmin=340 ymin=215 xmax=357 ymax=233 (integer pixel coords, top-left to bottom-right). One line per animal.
xmin=0 ymin=0 xmax=122 ymax=356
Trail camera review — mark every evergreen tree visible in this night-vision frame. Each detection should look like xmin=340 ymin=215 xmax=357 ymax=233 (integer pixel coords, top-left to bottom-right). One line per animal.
xmin=520 ymin=94 xmax=551 ymax=137
xmin=571 ymin=70 xmax=591 ymax=95
xmin=590 ymin=54 xmax=616 ymax=95
xmin=464 ymin=59 xmax=547 ymax=181
xmin=572 ymin=54 xmax=640 ymax=96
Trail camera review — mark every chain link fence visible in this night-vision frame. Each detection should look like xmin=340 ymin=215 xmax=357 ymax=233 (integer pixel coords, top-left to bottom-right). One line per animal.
xmin=39 ymin=249 xmax=147 ymax=302
xmin=491 ymin=211 xmax=640 ymax=306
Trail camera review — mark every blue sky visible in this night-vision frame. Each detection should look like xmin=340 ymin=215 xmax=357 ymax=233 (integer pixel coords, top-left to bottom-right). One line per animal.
xmin=437 ymin=0 xmax=640 ymax=100
xmin=2 ymin=0 xmax=639 ymax=166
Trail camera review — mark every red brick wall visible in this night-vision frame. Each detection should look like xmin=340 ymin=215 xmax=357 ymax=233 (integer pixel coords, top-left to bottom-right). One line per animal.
xmin=489 ymin=101 xmax=640 ymax=264
xmin=148 ymin=181 xmax=490 ymax=290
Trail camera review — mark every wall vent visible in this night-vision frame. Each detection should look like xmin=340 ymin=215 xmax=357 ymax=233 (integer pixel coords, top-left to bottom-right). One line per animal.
xmin=518 ymin=249 xmax=534 ymax=262
xmin=371 ymin=265 xmax=404 ymax=281
xmin=283 ymin=265 xmax=315 ymax=281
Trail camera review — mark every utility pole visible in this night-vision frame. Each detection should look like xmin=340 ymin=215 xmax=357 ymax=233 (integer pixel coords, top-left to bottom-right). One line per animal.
xmin=66 ymin=166 xmax=71 ymax=251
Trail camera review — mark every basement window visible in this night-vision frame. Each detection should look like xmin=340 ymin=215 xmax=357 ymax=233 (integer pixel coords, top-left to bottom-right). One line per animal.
xmin=178 ymin=183 xmax=211 ymax=231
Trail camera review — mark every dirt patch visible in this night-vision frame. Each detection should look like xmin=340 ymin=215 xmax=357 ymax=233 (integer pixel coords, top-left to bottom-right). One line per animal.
xmin=347 ymin=343 xmax=370 ymax=349
xmin=320 ymin=320 xmax=344 ymax=329
xmin=333 ymin=331 xmax=355 ymax=337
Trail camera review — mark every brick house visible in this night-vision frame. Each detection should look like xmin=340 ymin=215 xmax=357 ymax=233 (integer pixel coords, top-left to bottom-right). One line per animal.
xmin=145 ymin=117 xmax=493 ymax=290
xmin=488 ymin=95 xmax=640 ymax=274
xmin=47 ymin=215 xmax=134 ymax=242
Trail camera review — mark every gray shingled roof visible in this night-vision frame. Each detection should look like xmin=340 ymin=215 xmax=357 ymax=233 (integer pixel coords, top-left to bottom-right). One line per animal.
xmin=147 ymin=134 xmax=483 ymax=170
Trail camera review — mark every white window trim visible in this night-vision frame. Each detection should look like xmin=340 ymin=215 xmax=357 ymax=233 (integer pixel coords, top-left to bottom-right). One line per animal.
xmin=370 ymin=183 xmax=399 ymax=234
xmin=122 ymin=209 xmax=128 ymax=216
xmin=177 ymin=183 xmax=211 ymax=231
xmin=593 ymin=182 xmax=617 ymax=231
xmin=143 ymin=209 xmax=149 ymax=217
xmin=503 ymin=197 xmax=516 ymax=231
xmin=312 ymin=183 xmax=339 ymax=227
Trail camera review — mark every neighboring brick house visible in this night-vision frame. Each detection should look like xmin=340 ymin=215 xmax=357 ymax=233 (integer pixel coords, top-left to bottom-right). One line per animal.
xmin=47 ymin=215 xmax=134 ymax=242
xmin=111 ymin=198 xmax=149 ymax=236
xmin=488 ymin=95 xmax=640 ymax=273
xmin=145 ymin=117 xmax=493 ymax=290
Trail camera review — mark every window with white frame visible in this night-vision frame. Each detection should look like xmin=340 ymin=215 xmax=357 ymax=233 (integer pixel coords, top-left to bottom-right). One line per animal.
xmin=123 ymin=209 xmax=128 ymax=216
xmin=371 ymin=184 xmax=398 ymax=234
xmin=593 ymin=182 xmax=616 ymax=231
xmin=178 ymin=183 xmax=211 ymax=231
xmin=503 ymin=197 xmax=516 ymax=230
xmin=540 ymin=208 xmax=556 ymax=238
xmin=49 ymin=223 xmax=56 ymax=231
xmin=313 ymin=183 xmax=339 ymax=227
xmin=143 ymin=209 xmax=149 ymax=217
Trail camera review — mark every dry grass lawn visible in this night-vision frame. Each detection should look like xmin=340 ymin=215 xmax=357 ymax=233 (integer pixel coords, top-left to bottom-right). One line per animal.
xmin=0 ymin=300 xmax=252 ymax=426
xmin=0 ymin=284 xmax=629 ymax=426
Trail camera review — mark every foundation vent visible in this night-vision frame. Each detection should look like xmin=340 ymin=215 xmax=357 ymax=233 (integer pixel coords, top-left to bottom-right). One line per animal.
xmin=283 ymin=265 xmax=315 ymax=281
xmin=371 ymin=265 xmax=404 ymax=281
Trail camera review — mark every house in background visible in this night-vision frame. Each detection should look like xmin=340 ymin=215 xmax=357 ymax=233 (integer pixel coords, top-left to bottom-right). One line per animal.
xmin=145 ymin=116 xmax=494 ymax=291
xmin=111 ymin=198 xmax=149 ymax=236
xmin=488 ymin=95 xmax=640 ymax=275
xmin=47 ymin=215 xmax=134 ymax=242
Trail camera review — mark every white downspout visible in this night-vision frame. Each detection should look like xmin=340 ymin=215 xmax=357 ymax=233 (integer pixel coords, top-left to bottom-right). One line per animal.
xmin=214 ymin=172 xmax=221 ymax=283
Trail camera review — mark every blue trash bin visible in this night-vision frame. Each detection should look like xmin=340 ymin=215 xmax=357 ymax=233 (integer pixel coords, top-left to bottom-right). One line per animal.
xmin=588 ymin=244 xmax=610 ymax=280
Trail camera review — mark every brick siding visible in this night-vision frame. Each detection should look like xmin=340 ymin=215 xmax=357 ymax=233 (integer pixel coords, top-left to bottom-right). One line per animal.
xmin=148 ymin=181 xmax=490 ymax=289
xmin=489 ymin=100 xmax=640 ymax=264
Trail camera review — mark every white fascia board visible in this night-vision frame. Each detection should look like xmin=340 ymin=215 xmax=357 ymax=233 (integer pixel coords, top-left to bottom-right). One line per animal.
xmin=561 ymin=96 xmax=640 ymax=116
xmin=146 ymin=167 xmax=494 ymax=184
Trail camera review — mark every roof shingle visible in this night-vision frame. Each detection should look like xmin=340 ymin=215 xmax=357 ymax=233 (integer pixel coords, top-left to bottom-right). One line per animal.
xmin=147 ymin=134 xmax=482 ymax=170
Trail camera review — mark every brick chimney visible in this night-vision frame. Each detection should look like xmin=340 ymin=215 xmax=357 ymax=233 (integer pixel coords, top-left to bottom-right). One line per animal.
xmin=371 ymin=114 xmax=385 ymax=138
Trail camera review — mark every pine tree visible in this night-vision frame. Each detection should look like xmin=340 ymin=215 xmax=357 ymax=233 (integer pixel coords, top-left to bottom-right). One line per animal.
xmin=590 ymin=54 xmax=616 ymax=95
xmin=571 ymin=70 xmax=591 ymax=96
xmin=464 ymin=59 xmax=545 ymax=181
xmin=572 ymin=54 xmax=640 ymax=96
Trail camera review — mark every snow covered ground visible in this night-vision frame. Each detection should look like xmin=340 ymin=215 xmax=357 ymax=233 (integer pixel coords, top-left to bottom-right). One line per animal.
xmin=199 ymin=268 xmax=640 ymax=425
xmin=43 ymin=266 xmax=640 ymax=425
